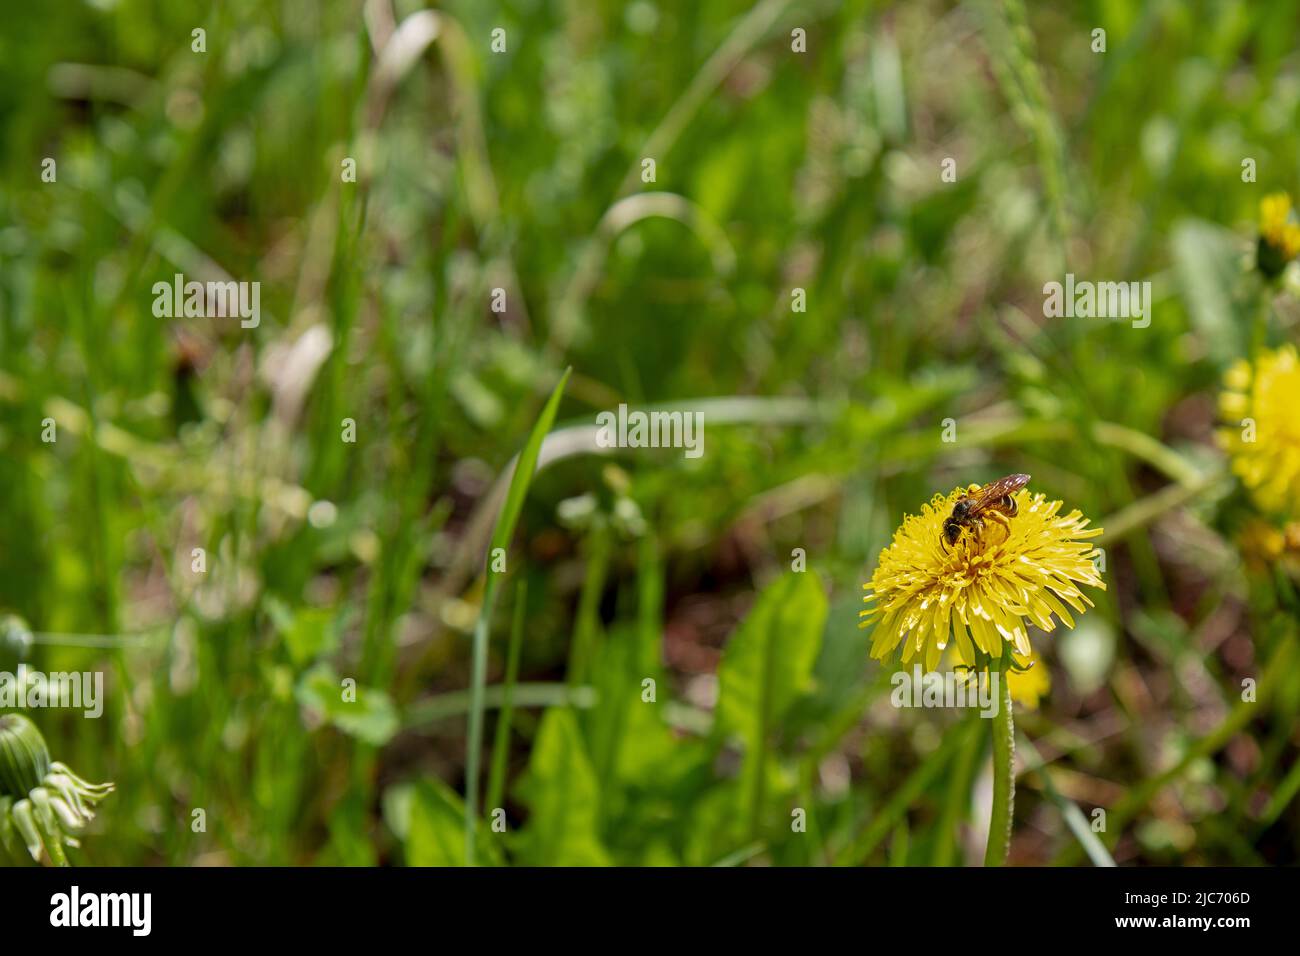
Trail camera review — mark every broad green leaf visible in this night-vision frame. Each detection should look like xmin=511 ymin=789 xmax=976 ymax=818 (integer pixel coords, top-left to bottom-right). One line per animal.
xmin=515 ymin=708 xmax=610 ymax=866
xmin=324 ymin=791 xmax=378 ymax=866
xmin=717 ymin=572 xmax=828 ymax=747
xmin=716 ymin=572 xmax=827 ymax=837
xmin=384 ymin=777 xmax=502 ymax=867
xmin=682 ymin=782 xmax=744 ymax=866
xmin=582 ymin=623 xmax=684 ymax=809
xmin=408 ymin=780 xmax=467 ymax=866
xmin=267 ymin=601 xmax=339 ymax=667
xmin=296 ymin=663 xmax=399 ymax=746
xmin=1170 ymin=219 xmax=1246 ymax=364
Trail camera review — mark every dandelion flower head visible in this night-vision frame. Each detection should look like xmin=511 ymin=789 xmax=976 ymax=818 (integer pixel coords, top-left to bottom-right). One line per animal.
xmin=1219 ymin=344 xmax=1300 ymax=518
xmin=861 ymin=482 xmax=1105 ymax=672
xmin=1257 ymin=192 xmax=1300 ymax=277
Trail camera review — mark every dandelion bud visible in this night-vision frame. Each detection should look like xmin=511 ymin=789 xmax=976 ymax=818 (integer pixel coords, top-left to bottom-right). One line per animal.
xmin=0 ymin=714 xmax=114 ymax=866
xmin=0 ymin=714 xmax=50 ymax=797
xmin=0 ymin=615 xmax=33 ymax=665
xmin=1256 ymin=193 xmax=1300 ymax=278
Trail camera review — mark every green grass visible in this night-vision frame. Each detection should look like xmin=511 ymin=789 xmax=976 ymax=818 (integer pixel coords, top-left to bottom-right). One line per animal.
xmin=1 ymin=0 xmax=1299 ymax=866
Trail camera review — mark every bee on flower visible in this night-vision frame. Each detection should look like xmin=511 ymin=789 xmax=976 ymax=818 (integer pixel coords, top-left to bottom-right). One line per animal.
xmin=860 ymin=475 xmax=1105 ymax=672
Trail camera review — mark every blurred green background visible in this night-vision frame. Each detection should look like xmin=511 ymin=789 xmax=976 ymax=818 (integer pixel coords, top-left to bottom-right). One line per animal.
xmin=1 ymin=0 xmax=1298 ymax=866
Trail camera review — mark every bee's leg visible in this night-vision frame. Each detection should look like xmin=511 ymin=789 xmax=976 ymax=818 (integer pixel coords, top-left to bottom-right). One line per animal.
xmin=985 ymin=510 xmax=1013 ymax=544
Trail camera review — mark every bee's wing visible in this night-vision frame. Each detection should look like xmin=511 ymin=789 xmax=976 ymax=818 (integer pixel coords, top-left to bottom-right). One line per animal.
xmin=967 ymin=474 xmax=1031 ymax=512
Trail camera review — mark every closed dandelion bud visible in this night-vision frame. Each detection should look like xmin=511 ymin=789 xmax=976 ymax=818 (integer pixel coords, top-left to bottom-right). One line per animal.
xmin=0 ymin=713 xmax=50 ymax=796
xmin=1256 ymin=192 xmax=1300 ymax=279
xmin=0 ymin=714 xmax=114 ymax=866
xmin=0 ymin=615 xmax=33 ymax=667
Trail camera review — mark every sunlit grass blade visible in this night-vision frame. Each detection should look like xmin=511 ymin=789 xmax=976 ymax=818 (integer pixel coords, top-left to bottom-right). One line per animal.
xmin=930 ymin=717 xmax=984 ymax=866
xmin=405 ymin=683 xmax=597 ymax=729
xmin=465 ymin=367 xmax=571 ymax=866
xmin=1018 ymin=736 xmax=1116 ymax=867
xmin=836 ymin=727 xmax=969 ymax=866
xmin=486 ymin=579 xmax=528 ymax=816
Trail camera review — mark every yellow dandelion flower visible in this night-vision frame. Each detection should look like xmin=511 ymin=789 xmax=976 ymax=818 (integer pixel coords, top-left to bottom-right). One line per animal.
xmin=1006 ymin=652 xmax=1050 ymax=709
xmin=1238 ymin=518 xmax=1286 ymax=567
xmin=1259 ymin=193 xmax=1292 ymax=241
xmin=1218 ymin=344 xmax=1300 ymax=517
xmin=953 ymin=649 xmax=1050 ymax=707
xmin=1238 ymin=517 xmax=1300 ymax=578
xmin=860 ymin=482 xmax=1104 ymax=672
xmin=1257 ymin=192 xmax=1300 ymax=277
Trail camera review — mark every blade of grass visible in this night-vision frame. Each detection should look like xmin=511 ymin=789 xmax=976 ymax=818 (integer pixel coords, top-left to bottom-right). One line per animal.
xmin=486 ymin=579 xmax=528 ymax=816
xmin=836 ymin=727 xmax=969 ymax=866
xmin=1098 ymin=469 xmax=1231 ymax=545
xmin=1018 ymin=736 xmax=1116 ymax=867
xmin=432 ymin=395 xmax=826 ymax=618
xmin=1055 ymin=627 xmax=1296 ymax=865
xmin=710 ymin=842 xmax=765 ymax=867
xmin=406 ymin=682 xmax=597 ymax=729
xmin=567 ymin=522 xmax=611 ymax=686
xmin=930 ymin=716 xmax=984 ymax=866
xmin=888 ymin=822 xmax=910 ymax=867
xmin=465 ymin=367 xmax=571 ymax=866
xmin=1257 ymin=755 xmax=1300 ymax=829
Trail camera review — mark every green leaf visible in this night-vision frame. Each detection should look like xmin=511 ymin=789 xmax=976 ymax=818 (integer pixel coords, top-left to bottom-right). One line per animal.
xmin=515 ymin=708 xmax=611 ymax=866
xmin=717 ymin=572 xmax=827 ymax=746
xmin=488 ymin=366 xmax=573 ymax=570
xmin=267 ymin=601 xmax=340 ymax=667
xmin=296 ymin=663 xmax=399 ymax=746
xmin=384 ymin=777 xmax=500 ymax=866
xmin=1170 ymin=218 xmax=1246 ymax=364
xmin=716 ymin=572 xmax=827 ymax=838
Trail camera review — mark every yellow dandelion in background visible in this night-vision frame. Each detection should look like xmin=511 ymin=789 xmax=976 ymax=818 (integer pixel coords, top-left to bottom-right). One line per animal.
xmin=860 ymin=482 xmax=1105 ymax=672
xmin=1219 ymin=344 xmax=1300 ymax=517
xmin=1007 ymin=652 xmax=1051 ymax=710
xmin=1257 ymin=192 xmax=1300 ymax=277
xmin=954 ymin=649 xmax=1050 ymax=708
xmin=1238 ymin=518 xmax=1300 ymax=577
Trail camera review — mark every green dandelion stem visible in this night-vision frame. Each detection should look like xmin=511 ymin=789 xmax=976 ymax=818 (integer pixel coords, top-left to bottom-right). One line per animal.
xmin=984 ymin=668 xmax=1015 ymax=867
xmin=1250 ymin=282 xmax=1270 ymax=365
